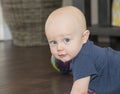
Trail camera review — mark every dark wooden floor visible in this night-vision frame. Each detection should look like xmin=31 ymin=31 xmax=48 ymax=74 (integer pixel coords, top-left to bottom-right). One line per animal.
xmin=0 ymin=41 xmax=73 ymax=94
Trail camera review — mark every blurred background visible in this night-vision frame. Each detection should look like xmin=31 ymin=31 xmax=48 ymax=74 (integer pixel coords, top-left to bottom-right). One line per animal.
xmin=0 ymin=0 xmax=120 ymax=50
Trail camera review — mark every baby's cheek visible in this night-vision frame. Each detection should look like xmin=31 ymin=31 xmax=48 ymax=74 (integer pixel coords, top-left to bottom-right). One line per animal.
xmin=50 ymin=48 xmax=55 ymax=54
xmin=50 ymin=49 xmax=57 ymax=57
xmin=69 ymin=48 xmax=80 ymax=58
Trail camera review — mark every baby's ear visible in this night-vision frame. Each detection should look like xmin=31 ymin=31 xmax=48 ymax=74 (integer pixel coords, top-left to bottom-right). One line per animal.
xmin=82 ymin=30 xmax=90 ymax=44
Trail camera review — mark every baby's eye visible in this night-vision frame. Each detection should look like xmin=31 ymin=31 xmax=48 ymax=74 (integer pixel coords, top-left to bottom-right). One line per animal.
xmin=63 ymin=38 xmax=71 ymax=44
xmin=49 ymin=40 xmax=57 ymax=45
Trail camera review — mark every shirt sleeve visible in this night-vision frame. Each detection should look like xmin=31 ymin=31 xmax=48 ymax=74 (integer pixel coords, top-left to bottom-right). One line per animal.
xmin=71 ymin=54 xmax=97 ymax=81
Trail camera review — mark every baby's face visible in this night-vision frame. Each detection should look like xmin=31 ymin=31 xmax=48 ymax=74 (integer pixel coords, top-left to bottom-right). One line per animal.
xmin=45 ymin=6 xmax=89 ymax=62
xmin=45 ymin=19 xmax=85 ymax=62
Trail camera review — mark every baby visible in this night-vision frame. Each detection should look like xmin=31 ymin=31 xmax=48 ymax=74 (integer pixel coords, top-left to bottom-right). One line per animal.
xmin=45 ymin=6 xmax=120 ymax=94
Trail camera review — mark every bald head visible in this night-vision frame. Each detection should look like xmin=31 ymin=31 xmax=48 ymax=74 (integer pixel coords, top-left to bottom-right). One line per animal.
xmin=45 ymin=6 xmax=87 ymax=34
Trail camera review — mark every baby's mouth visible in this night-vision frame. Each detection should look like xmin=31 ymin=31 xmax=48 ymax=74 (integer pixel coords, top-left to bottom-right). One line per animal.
xmin=58 ymin=54 xmax=66 ymax=58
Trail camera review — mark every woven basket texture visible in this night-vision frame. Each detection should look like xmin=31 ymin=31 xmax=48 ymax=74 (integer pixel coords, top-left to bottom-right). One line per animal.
xmin=1 ymin=0 xmax=62 ymax=46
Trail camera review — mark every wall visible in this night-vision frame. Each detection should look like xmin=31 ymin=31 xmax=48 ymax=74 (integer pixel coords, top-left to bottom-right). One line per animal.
xmin=0 ymin=2 xmax=12 ymax=41
xmin=0 ymin=2 xmax=4 ymax=40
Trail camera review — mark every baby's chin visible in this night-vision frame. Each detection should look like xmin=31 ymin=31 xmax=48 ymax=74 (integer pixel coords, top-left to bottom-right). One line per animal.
xmin=59 ymin=58 xmax=72 ymax=63
xmin=54 ymin=55 xmax=73 ymax=63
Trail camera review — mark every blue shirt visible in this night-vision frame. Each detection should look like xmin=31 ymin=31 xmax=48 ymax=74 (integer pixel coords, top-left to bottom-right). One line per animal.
xmin=70 ymin=40 xmax=120 ymax=94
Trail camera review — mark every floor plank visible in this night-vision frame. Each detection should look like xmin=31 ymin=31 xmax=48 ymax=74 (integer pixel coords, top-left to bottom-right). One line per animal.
xmin=0 ymin=41 xmax=72 ymax=94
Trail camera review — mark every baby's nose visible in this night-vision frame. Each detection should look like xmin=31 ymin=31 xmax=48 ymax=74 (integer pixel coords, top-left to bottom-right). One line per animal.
xmin=57 ymin=43 xmax=64 ymax=51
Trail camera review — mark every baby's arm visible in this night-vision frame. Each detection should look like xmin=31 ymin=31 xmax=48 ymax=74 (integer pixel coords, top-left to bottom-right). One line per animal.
xmin=70 ymin=76 xmax=90 ymax=94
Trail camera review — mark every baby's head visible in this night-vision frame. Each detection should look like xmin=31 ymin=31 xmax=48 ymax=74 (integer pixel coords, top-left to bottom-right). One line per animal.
xmin=45 ymin=6 xmax=90 ymax=62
